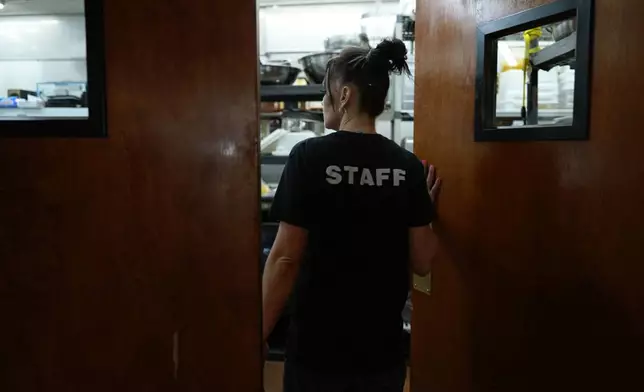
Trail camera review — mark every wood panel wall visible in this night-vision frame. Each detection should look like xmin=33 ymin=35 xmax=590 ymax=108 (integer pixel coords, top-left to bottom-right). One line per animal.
xmin=0 ymin=0 xmax=261 ymax=391
xmin=412 ymin=0 xmax=644 ymax=391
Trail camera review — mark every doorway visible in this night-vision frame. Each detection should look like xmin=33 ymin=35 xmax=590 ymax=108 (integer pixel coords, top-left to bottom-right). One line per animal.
xmin=257 ymin=1 xmax=417 ymax=390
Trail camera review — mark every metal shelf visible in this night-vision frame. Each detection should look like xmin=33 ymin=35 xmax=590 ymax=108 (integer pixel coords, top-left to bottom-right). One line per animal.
xmin=531 ymin=32 xmax=577 ymax=71
xmin=260 ymin=84 xmax=324 ymax=102
xmin=497 ymin=109 xmax=573 ymax=119
xmin=261 ymin=196 xmax=274 ymax=212
xmin=0 ymin=107 xmax=88 ymax=119
xmin=261 ymin=155 xmax=289 ymax=165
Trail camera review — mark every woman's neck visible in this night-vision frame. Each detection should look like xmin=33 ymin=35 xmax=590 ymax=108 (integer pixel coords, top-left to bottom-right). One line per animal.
xmin=340 ymin=114 xmax=376 ymax=134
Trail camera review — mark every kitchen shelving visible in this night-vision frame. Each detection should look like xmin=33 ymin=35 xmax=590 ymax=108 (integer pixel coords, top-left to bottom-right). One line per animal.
xmin=260 ymin=84 xmax=325 ymax=102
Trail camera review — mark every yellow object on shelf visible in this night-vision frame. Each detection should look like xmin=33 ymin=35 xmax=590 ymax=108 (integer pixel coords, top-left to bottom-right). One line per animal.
xmin=501 ymin=58 xmax=527 ymax=72
xmin=294 ymin=77 xmax=308 ymax=86
xmin=523 ymin=27 xmax=543 ymax=55
xmin=261 ymin=179 xmax=271 ymax=197
xmin=522 ymin=27 xmax=543 ymax=110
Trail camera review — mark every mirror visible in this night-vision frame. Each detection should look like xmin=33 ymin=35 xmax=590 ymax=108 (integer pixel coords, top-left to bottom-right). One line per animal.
xmin=0 ymin=0 xmax=106 ymax=137
xmin=475 ymin=0 xmax=593 ymax=141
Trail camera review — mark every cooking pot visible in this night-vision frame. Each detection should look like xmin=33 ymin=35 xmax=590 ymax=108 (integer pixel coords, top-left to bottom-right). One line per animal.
xmin=260 ymin=63 xmax=301 ymax=86
xmin=324 ymin=33 xmax=370 ymax=51
xmin=299 ymin=52 xmax=336 ymax=84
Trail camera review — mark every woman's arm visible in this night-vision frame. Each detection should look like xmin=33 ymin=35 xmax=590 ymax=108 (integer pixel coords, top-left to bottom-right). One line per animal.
xmin=263 ymin=142 xmax=311 ymax=341
xmin=409 ymin=224 xmax=439 ymax=276
xmin=262 ymin=222 xmax=308 ymax=341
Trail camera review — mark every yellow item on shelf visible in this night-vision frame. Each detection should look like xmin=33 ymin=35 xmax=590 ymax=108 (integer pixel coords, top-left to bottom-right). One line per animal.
xmin=501 ymin=58 xmax=527 ymax=73
xmin=523 ymin=28 xmax=543 ymax=56
xmin=522 ymin=27 xmax=543 ymax=110
xmin=261 ymin=180 xmax=271 ymax=197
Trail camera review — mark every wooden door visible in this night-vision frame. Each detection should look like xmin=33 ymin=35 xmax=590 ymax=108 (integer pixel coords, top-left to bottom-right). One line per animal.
xmin=411 ymin=0 xmax=644 ymax=391
xmin=0 ymin=0 xmax=261 ymax=391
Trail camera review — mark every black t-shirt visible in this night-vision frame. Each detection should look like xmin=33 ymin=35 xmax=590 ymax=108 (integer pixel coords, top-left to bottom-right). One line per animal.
xmin=271 ymin=131 xmax=435 ymax=374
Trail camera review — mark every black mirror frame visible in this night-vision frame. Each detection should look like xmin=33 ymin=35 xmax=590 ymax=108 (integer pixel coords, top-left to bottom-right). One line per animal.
xmin=0 ymin=0 xmax=107 ymax=138
xmin=474 ymin=0 xmax=594 ymax=142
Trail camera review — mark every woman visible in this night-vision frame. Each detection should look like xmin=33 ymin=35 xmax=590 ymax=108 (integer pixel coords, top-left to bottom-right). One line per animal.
xmin=263 ymin=38 xmax=442 ymax=392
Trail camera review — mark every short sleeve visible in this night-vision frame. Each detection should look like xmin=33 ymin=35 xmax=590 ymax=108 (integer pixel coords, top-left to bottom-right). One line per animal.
xmin=407 ymin=159 xmax=436 ymax=227
xmin=270 ymin=142 xmax=311 ymax=228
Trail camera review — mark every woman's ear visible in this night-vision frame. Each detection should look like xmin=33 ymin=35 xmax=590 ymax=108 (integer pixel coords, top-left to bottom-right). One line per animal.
xmin=340 ymin=86 xmax=351 ymax=109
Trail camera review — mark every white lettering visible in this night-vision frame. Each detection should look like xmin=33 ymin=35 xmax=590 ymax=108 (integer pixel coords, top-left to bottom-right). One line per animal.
xmin=375 ymin=168 xmax=391 ymax=186
xmin=393 ymin=169 xmax=406 ymax=186
xmin=344 ymin=166 xmax=359 ymax=184
xmin=326 ymin=165 xmax=342 ymax=184
xmin=325 ymin=166 xmax=406 ymax=186
xmin=360 ymin=168 xmax=375 ymax=186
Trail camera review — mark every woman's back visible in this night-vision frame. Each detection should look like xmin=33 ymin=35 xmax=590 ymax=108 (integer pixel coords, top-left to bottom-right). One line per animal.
xmin=263 ymin=38 xmax=440 ymax=391
xmin=271 ymin=131 xmax=431 ymax=373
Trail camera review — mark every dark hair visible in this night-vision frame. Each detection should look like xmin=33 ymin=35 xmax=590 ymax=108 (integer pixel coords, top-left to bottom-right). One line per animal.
xmin=325 ymin=38 xmax=411 ymax=117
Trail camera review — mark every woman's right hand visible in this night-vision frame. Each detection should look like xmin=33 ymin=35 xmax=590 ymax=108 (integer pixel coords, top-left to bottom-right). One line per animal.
xmin=426 ymin=164 xmax=442 ymax=204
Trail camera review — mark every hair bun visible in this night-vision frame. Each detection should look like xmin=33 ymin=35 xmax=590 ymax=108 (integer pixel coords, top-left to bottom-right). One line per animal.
xmin=368 ymin=38 xmax=411 ymax=76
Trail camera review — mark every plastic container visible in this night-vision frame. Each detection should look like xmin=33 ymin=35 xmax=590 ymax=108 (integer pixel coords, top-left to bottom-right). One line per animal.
xmin=0 ymin=97 xmax=18 ymax=108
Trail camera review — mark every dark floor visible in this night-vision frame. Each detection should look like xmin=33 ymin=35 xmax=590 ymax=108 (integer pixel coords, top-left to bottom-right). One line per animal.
xmin=264 ymin=362 xmax=411 ymax=392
